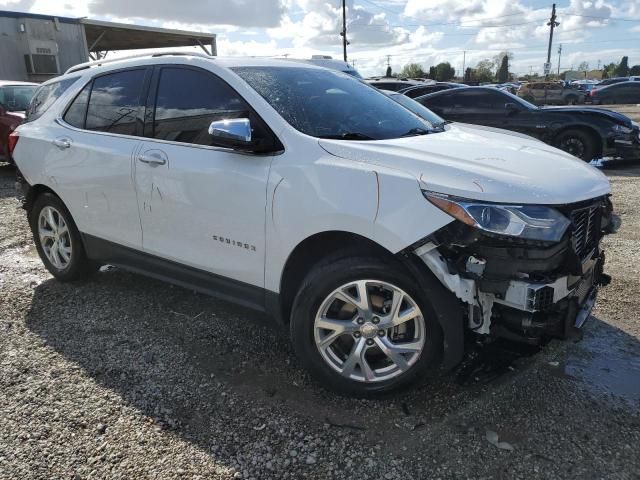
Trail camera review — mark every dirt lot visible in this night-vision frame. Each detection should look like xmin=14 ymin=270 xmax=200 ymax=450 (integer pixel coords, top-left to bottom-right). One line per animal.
xmin=0 ymin=162 xmax=639 ymax=480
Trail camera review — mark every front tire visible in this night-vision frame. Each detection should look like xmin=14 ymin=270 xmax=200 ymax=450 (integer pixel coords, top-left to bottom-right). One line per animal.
xmin=29 ymin=192 xmax=95 ymax=281
xmin=290 ymin=255 xmax=442 ymax=397
xmin=555 ymin=129 xmax=598 ymax=162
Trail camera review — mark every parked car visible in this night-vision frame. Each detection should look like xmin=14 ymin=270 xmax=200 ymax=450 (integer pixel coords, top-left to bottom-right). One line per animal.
xmin=590 ymin=81 xmax=640 ymax=105
xmin=12 ymin=53 xmax=617 ymax=396
xmin=416 ymin=87 xmax=640 ymax=161
xmin=367 ymin=78 xmax=423 ymax=91
xmin=599 ymin=76 xmax=640 ymax=86
xmin=0 ymin=80 xmax=38 ymax=162
xmin=383 ymin=90 xmax=447 ymax=127
xmin=290 ymin=56 xmax=362 ymax=78
xmin=397 ymin=82 xmax=464 ymax=98
xmin=517 ymin=81 xmax=585 ymax=105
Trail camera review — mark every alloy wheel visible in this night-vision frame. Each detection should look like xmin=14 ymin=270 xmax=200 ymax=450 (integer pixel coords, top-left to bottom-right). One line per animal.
xmin=313 ymin=280 xmax=426 ymax=383
xmin=560 ymin=137 xmax=586 ymax=159
xmin=38 ymin=206 xmax=72 ymax=270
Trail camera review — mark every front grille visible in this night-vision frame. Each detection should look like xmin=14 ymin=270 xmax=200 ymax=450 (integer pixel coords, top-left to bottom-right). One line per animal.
xmin=570 ymin=205 xmax=600 ymax=260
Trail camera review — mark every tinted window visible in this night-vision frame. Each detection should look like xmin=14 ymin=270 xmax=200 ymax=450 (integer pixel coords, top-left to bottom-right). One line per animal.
xmin=0 ymin=85 xmax=37 ymax=112
xmin=388 ymin=93 xmax=444 ymax=126
xmin=25 ymin=77 xmax=77 ymax=122
xmin=416 ymin=92 xmax=450 ymax=108
xmin=370 ymin=82 xmax=408 ymax=91
xmin=63 ymin=82 xmax=91 ymax=128
xmin=235 ymin=67 xmax=436 ymax=139
xmin=448 ymin=89 xmax=506 ymax=109
xmin=152 ymin=67 xmax=250 ymax=146
xmin=85 ymin=69 xmax=146 ymax=135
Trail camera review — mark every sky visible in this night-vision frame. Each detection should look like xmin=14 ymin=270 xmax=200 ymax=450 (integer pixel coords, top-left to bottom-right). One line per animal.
xmin=1 ymin=0 xmax=640 ymax=77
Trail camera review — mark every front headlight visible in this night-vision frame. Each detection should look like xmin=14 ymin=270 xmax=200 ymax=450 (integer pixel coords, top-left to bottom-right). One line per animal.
xmin=423 ymin=191 xmax=571 ymax=242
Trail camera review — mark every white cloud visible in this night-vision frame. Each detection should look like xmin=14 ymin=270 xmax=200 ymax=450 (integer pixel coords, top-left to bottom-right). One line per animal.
xmin=87 ymin=0 xmax=286 ymax=28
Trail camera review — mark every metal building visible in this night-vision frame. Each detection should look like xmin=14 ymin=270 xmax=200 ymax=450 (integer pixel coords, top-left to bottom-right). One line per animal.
xmin=0 ymin=10 xmax=217 ymax=82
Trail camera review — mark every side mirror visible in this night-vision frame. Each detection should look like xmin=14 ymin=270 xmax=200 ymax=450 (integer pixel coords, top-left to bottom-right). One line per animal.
xmin=208 ymin=118 xmax=252 ymax=149
xmin=505 ymin=102 xmax=519 ymax=114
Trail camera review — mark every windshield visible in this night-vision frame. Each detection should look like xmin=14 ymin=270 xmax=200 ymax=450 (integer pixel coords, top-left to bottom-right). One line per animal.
xmin=504 ymin=89 xmax=537 ymax=110
xmin=232 ymin=66 xmax=435 ymax=140
xmin=388 ymin=93 xmax=444 ymax=127
xmin=0 ymin=85 xmax=37 ymax=112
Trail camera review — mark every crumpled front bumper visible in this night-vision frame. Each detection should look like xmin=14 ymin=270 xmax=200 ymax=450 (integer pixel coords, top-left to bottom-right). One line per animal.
xmin=415 ymin=242 xmax=607 ymax=342
xmin=607 ymin=125 xmax=640 ymax=160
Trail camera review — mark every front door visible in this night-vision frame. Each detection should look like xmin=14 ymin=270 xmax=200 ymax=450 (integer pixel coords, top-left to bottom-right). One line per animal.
xmin=134 ymin=66 xmax=274 ymax=288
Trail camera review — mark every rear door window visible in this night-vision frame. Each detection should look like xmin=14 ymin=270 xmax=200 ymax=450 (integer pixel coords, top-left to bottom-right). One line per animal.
xmin=25 ymin=77 xmax=77 ymax=122
xmin=85 ymin=69 xmax=147 ymax=136
xmin=63 ymin=82 xmax=91 ymax=128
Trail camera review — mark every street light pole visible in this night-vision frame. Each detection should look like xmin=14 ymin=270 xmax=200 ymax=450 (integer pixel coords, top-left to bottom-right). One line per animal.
xmin=557 ymin=44 xmax=562 ymax=76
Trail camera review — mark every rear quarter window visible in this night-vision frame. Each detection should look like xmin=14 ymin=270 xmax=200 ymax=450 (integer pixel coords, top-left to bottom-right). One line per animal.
xmin=25 ymin=77 xmax=77 ymax=123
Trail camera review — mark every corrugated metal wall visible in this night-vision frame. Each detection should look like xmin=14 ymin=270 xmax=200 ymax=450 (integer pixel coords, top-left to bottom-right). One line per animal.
xmin=0 ymin=15 xmax=87 ymax=82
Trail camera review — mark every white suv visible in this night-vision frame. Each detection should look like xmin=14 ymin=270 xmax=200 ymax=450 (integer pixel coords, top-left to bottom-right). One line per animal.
xmin=12 ymin=53 xmax=618 ymax=396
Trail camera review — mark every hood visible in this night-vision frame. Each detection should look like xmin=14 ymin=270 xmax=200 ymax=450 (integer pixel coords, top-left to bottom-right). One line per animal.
xmin=540 ymin=105 xmax=631 ymax=126
xmin=318 ymin=123 xmax=611 ymax=205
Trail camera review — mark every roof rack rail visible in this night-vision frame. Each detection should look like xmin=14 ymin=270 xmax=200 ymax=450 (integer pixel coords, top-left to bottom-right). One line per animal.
xmin=65 ymin=51 xmax=213 ymax=75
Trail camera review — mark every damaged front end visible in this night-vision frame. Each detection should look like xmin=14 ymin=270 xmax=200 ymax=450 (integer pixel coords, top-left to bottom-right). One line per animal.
xmin=412 ymin=194 xmax=620 ymax=344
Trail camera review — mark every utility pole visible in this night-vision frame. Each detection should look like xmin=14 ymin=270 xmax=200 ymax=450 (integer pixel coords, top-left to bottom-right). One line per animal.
xmin=557 ymin=44 xmax=562 ymax=76
xmin=341 ymin=0 xmax=348 ymax=62
xmin=545 ymin=3 xmax=559 ymax=78
xmin=462 ymin=50 xmax=466 ymax=79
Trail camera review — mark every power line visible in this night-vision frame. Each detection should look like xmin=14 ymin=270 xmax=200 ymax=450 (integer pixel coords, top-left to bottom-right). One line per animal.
xmin=562 ymin=12 xmax=640 ymax=22
xmin=354 ymin=19 xmax=545 ymax=29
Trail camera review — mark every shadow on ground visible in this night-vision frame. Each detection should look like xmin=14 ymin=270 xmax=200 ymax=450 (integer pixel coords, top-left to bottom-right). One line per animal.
xmin=23 ymin=265 xmax=640 ymax=461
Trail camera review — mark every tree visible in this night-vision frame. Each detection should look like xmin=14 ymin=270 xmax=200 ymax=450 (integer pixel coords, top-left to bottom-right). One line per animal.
xmin=577 ymin=61 xmax=589 ymax=72
xmin=428 ymin=66 xmax=436 ymax=79
xmin=385 ymin=65 xmax=392 ymax=77
xmin=433 ymin=62 xmax=455 ymax=81
xmin=464 ymin=67 xmax=474 ymax=82
xmin=496 ymin=55 xmax=509 ymax=82
xmin=400 ymin=63 xmax=426 ymax=79
xmin=614 ymin=56 xmax=629 ymax=77
xmin=492 ymin=51 xmax=514 ymax=71
xmin=630 ymin=65 xmax=640 ymax=76
xmin=474 ymin=59 xmax=494 ymax=83
xmin=602 ymin=62 xmax=617 ymax=78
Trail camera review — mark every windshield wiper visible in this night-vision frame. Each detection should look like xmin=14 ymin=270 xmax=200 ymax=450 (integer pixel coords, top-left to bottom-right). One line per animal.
xmin=400 ymin=127 xmax=431 ymax=137
xmin=318 ymin=132 xmax=375 ymax=140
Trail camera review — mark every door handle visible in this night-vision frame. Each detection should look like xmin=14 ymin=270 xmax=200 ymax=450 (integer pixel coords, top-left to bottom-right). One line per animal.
xmin=137 ymin=153 xmax=167 ymax=166
xmin=53 ymin=138 xmax=71 ymax=149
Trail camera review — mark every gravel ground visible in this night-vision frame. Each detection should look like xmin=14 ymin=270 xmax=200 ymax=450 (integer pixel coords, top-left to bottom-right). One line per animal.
xmin=0 ymin=162 xmax=639 ymax=480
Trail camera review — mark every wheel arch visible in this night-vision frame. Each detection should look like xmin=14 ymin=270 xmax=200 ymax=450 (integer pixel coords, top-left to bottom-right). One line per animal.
xmin=273 ymin=230 xmax=465 ymax=371
xmin=23 ymin=183 xmax=60 ymax=214
xmin=553 ymin=124 xmax=603 ymax=158
xmin=276 ymin=230 xmax=396 ymax=326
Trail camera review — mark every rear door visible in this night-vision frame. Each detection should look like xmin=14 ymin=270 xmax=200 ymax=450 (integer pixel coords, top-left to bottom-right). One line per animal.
xmin=545 ymin=83 xmax=563 ymax=104
xmin=56 ymin=68 xmax=151 ymax=248
xmin=133 ymin=65 xmax=275 ymax=289
xmin=530 ymin=83 xmax=546 ymax=104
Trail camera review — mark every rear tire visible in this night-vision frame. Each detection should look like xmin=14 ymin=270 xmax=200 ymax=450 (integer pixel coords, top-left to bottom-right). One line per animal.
xmin=29 ymin=192 xmax=96 ymax=281
xmin=565 ymin=95 xmax=578 ymax=105
xmin=555 ymin=129 xmax=598 ymax=162
xmin=289 ymin=254 xmax=443 ymax=397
